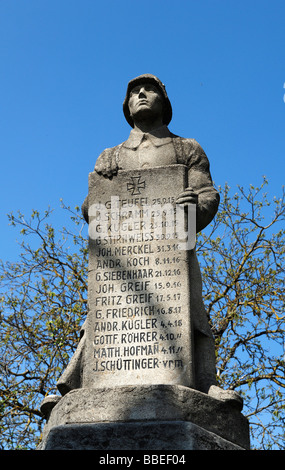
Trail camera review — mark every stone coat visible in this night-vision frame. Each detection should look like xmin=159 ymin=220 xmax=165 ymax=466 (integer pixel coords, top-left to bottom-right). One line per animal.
xmin=82 ymin=125 xmax=220 ymax=234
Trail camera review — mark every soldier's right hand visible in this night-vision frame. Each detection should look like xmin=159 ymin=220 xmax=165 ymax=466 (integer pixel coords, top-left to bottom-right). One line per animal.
xmin=94 ymin=149 xmax=118 ymax=178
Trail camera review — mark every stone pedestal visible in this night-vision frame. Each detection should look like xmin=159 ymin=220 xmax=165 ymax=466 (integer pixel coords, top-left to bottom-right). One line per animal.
xmin=39 ymin=422 xmax=246 ymax=451
xmin=38 ymin=385 xmax=250 ymax=450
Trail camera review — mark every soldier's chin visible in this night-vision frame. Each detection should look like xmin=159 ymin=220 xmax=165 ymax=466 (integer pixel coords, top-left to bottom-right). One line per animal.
xmin=132 ymin=108 xmax=158 ymax=122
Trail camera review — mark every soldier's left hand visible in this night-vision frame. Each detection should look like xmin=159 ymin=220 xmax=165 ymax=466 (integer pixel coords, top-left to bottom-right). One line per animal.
xmin=176 ymin=187 xmax=198 ymax=205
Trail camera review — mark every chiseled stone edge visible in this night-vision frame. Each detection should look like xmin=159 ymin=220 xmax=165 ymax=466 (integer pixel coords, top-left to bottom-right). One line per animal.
xmin=38 ymin=385 xmax=250 ymax=450
xmin=41 ymin=420 xmax=246 ymax=450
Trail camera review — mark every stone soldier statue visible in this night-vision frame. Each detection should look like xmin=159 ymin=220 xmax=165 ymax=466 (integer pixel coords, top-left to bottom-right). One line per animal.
xmin=57 ymin=74 xmax=242 ymax=407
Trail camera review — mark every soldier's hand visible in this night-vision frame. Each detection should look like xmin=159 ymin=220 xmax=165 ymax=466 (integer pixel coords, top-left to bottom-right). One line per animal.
xmin=95 ymin=149 xmax=118 ymax=178
xmin=176 ymin=187 xmax=198 ymax=205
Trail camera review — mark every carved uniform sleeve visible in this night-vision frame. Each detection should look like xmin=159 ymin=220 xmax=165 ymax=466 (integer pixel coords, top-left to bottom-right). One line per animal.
xmin=81 ymin=195 xmax=88 ymax=223
xmin=94 ymin=147 xmax=119 ymax=178
xmin=182 ymin=138 xmax=220 ymax=232
xmin=82 ymin=147 xmax=119 ymax=223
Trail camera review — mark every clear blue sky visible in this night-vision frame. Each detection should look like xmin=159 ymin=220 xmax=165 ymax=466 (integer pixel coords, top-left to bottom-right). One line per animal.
xmin=1 ymin=0 xmax=284 ymax=260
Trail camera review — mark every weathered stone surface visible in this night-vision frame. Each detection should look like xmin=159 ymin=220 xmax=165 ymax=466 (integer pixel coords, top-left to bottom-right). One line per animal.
xmin=84 ymin=166 xmax=195 ymax=389
xmin=40 ymin=395 xmax=61 ymax=420
xmin=40 ymin=421 xmax=246 ymax=451
xmin=38 ymin=385 xmax=250 ymax=450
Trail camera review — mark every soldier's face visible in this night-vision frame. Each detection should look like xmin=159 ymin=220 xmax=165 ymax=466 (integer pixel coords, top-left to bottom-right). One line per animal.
xmin=128 ymin=83 xmax=163 ymax=122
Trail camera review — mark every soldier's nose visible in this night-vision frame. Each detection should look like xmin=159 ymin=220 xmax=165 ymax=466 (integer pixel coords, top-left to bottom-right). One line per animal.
xmin=138 ymin=87 xmax=147 ymax=97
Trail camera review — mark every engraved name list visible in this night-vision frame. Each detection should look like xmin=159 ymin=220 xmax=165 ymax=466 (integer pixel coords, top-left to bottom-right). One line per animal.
xmin=83 ymin=166 xmax=195 ymax=389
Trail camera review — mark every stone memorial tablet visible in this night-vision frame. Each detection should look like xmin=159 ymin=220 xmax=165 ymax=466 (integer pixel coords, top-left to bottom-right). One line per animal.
xmin=83 ymin=165 xmax=195 ymax=389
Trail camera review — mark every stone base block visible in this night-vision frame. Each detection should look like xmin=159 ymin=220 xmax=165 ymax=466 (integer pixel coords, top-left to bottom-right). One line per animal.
xmin=41 ymin=420 xmax=245 ymax=450
xmin=38 ymin=385 xmax=250 ymax=450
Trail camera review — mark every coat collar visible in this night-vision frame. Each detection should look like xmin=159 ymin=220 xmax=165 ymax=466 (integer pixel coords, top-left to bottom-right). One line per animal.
xmin=123 ymin=125 xmax=173 ymax=149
